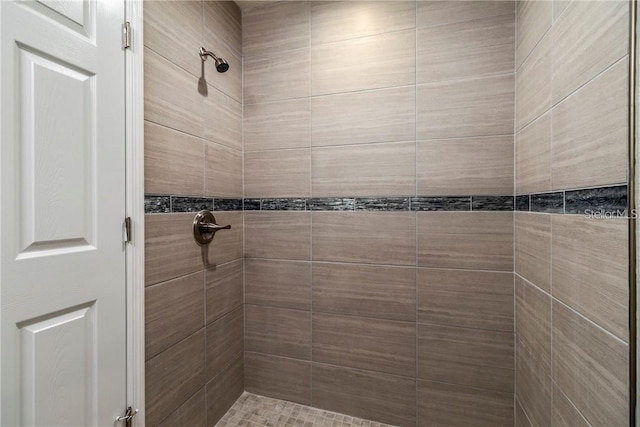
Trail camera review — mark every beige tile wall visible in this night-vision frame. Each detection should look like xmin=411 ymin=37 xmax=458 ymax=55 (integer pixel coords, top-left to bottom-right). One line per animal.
xmin=243 ymin=0 xmax=514 ymax=199
xmin=143 ymin=2 xmax=244 ymax=426
xmin=514 ymin=1 xmax=630 ymax=426
xmin=242 ymin=2 xmax=515 ymax=425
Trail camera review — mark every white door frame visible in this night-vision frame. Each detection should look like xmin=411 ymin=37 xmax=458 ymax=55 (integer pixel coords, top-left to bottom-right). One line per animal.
xmin=125 ymin=0 xmax=145 ymax=424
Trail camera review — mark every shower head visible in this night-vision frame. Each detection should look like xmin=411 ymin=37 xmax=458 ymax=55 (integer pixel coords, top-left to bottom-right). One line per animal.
xmin=199 ymin=47 xmax=229 ymax=73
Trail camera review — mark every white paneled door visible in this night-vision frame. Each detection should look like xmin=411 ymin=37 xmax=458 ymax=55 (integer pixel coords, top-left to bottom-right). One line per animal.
xmin=1 ymin=0 xmax=127 ymax=425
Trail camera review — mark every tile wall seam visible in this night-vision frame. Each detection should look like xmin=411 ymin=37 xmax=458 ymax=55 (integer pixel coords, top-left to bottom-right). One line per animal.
xmin=145 ymin=326 xmax=205 ymax=365
xmin=416 ymin=319 xmax=514 ymax=335
xmin=307 ymin=0 xmax=314 ymax=405
xmin=550 ymin=377 xmax=594 ymax=427
xmin=515 ymin=18 xmax=552 ymax=76
xmin=155 ymin=385 xmax=206 ymax=427
xmin=515 ymin=395 xmax=536 ymax=427
xmin=554 ymin=295 xmax=629 ymax=347
xmin=550 ymin=53 xmax=629 ymax=111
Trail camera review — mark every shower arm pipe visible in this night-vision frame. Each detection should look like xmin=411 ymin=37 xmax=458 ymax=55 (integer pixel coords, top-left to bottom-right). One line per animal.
xmin=199 ymin=47 xmax=220 ymax=62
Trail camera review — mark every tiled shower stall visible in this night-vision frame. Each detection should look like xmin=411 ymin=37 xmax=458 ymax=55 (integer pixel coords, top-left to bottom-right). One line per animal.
xmin=143 ymin=1 xmax=631 ymax=426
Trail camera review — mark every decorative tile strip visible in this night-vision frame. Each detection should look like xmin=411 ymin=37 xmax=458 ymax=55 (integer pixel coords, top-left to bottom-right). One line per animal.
xmin=261 ymin=198 xmax=307 ymax=211
xmin=410 ymin=196 xmax=471 ymax=211
xmin=145 ymin=184 xmax=627 ymax=214
xmin=515 ymin=195 xmax=530 ymax=212
xmin=307 ymin=198 xmax=355 ymax=211
xmin=171 ymin=196 xmax=214 ymax=213
xmin=530 ymin=192 xmax=564 ymax=213
xmin=215 ymin=198 xmax=243 ymax=211
xmin=565 ymin=185 xmax=627 ymax=215
xmin=355 ymin=197 xmax=410 ymax=211
xmin=471 ymin=196 xmax=514 ymax=211
xmin=243 ymin=198 xmax=261 ymax=211
xmin=144 ymin=195 xmax=171 ymax=213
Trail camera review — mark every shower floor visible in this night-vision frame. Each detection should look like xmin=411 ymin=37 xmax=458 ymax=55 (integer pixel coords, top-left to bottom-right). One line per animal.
xmin=216 ymin=392 xmax=397 ymax=427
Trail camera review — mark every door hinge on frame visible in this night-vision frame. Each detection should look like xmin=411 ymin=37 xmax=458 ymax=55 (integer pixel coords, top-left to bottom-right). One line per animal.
xmin=122 ymin=21 xmax=131 ymax=49
xmin=124 ymin=217 xmax=132 ymax=243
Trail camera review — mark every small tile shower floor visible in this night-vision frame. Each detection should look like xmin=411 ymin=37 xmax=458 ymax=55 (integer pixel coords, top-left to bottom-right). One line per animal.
xmin=216 ymin=392 xmax=397 ymax=427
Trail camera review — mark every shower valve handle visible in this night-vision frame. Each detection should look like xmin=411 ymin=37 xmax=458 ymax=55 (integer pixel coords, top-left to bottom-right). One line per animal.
xmin=193 ymin=210 xmax=231 ymax=245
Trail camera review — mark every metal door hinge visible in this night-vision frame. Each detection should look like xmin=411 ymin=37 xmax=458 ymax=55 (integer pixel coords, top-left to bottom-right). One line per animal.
xmin=124 ymin=217 xmax=132 ymax=243
xmin=116 ymin=406 xmax=138 ymax=427
xmin=122 ymin=21 xmax=131 ymax=49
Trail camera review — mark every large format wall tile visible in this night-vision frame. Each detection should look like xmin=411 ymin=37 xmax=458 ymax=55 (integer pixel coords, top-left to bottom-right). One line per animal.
xmin=145 ymin=213 xmax=202 ymax=286
xmin=243 ymin=1 xmax=310 ymax=56
xmin=552 ymin=0 xmax=628 ymax=104
xmin=245 ymin=352 xmax=311 ymax=405
xmin=313 ymin=212 xmax=416 ymax=266
xmin=417 ymin=380 xmax=513 ymax=427
xmin=417 ymin=11 xmax=514 ymax=83
xmin=203 ymin=0 xmax=241 ymax=55
xmin=312 ymin=142 xmax=415 ymax=197
xmin=157 ymin=388 xmax=206 ymax=427
xmin=245 ymin=305 xmax=311 ymax=360
xmin=245 ymin=259 xmax=312 ymax=310
xmin=144 ymin=0 xmax=203 ymax=78
xmin=311 ymin=30 xmax=415 ymax=95
xmin=551 ymin=383 xmax=590 ymax=427
xmin=551 ymin=58 xmax=628 ymax=190
xmin=144 ymin=48 xmax=202 ymax=138
xmin=245 ymin=149 xmax=311 ymax=197
xmin=552 ymin=301 xmax=628 ymax=427
xmin=144 ymin=121 xmax=204 ymax=196
xmin=313 ymin=313 xmax=416 ymax=377
xmin=206 ymin=306 xmax=244 ymax=381
xmin=203 ymin=85 xmax=242 ymax=151
xmin=417 ymin=323 xmax=514 ymax=392
xmin=311 ymin=87 xmax=415 ymax=147
xmin=515 ymin=276 xmax=551 ymax=372
xmin=516 ymin=32 xmax=551 ymax=131
xmin=418 ymin=212 xmax=513 ymax=271
xmin=515 ymin=0 xmax=551 ymax=70
xmin=145 ymin=271 xmax=205 ymax=360
xmin=516 ymin=339 xmax=551 ymax=427
xmin=205 ymin=142 xmax=242 ymax=197
xmin=204 ymin=212 xmax=243 ymax=266
xmin=206 ymin=355 xmax=244 ymax=425
xmin=313 ymin=262 xmax=415 ymax=322
xmin=418 ymin=268 xmax=513 ymax=332
xmin=244 ymin=48 xmax=310 ymax=104
xmin=515 ymin=213 xmax=551 ymax=291
xmin=203 ymin=24 xmax=242 ymax=102
xmin=312 ymin=363 xmax=416 ymax=426
xmin=311 ymin=1 xmax=415 ymax=45
xmin=243 ymin=99 xmax=311 ymax=151
xmin=417 ymin=135 xmax=513 ymax=196
xmin=244 ymin=212 xmax=311 ymax=260
xmin=417 ymin=1 xmax=513 ymax=29
xmin=417 ymin=74 xmax=514 ymax=140
xmin=516 ymin=112 xmax=551 ymax=194
xmin=552 ymin=216 xmax=627 ymax=341
xmin=205 ymin=259 xmax=243 ymax=324
xmin=515 ymin=399 xmax=533 ymax=427
xmin=146 ymin=330 xmax=206 ymax=426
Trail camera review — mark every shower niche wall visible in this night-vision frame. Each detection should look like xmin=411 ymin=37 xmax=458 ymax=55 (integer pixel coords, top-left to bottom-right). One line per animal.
xmin=143 ymin=1 xmax=632 ymax=426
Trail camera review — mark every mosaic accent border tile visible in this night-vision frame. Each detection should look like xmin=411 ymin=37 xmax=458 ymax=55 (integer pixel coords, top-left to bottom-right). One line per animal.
xmin=471 ymin=195 xmax=514 ymax=211
xmin=144 ymin=184 xmax=627 ymax=215
xmin=516 ymin=184 xmax=628 ymax=216
xmin=530 ymin=192 xmax=563 ymax=213
xmin=216 ymin=392 xmax=397 ymax=427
